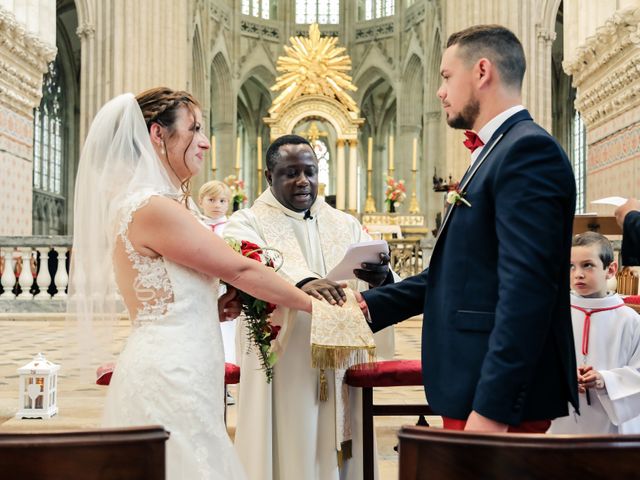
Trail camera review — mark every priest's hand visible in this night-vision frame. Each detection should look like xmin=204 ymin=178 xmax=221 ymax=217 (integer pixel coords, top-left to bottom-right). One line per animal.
xmin=615 ymin=198 xmax=640 ymax=227
xmin=218 ymin=287 xmax=242 ymax=322
xmin=353 ymin=252 xmax=391 ymax=287
xmin=301 ymin=279 xmax=347 ymax=306
xmin=464 ymin=411 xmax=508 ymax=433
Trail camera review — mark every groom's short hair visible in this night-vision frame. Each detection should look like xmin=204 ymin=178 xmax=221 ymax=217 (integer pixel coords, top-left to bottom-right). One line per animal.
xmin=266 ymin=134 xmax=314 ymax=172
xmin=447 ymin=25 xmax=526 ymax=91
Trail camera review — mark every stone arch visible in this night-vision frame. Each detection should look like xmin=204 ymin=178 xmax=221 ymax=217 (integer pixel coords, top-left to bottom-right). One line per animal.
xmin=191 ymin=25 xmax=206 ymax=104
xmin=238 ymin=43 xmax=278 ymax=86
xmin=400 ymin=54 xmax=423 ymax=127
xmin=538 ymin=0 xmax=563 ymax=35
xmin=210 ymin=52 xmax=233 ymax=127
xmin=266 ymin=95 xmax=362 ymax=140
xmin=73 ymin=0 xmax=92 ymax=29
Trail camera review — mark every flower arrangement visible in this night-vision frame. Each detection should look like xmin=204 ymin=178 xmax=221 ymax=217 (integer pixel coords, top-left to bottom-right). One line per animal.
xmin=223 ymin=175 xmax=248 ymax=207
xmin=225 ymin=238 xmax=283 ymax=383
xmin=384 ymin=176 xmax=406 ymax=212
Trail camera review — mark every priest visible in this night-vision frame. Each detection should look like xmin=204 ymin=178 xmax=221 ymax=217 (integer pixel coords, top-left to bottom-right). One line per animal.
xmin=226 ymin=134 xmax=395 ymax=480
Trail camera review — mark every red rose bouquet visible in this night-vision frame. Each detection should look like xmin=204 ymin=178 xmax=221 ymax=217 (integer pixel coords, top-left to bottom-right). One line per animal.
xmin=226 ymin=238 xmax=283 ymax=383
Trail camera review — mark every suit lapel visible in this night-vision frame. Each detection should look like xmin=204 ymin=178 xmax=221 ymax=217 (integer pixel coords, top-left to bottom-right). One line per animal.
xmin=434 ymin=109 xmax=533 ymax=245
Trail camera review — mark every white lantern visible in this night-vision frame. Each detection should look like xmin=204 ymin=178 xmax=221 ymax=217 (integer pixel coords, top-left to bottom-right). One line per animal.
xmin=16 ymin=353 xmax=60 ymax=419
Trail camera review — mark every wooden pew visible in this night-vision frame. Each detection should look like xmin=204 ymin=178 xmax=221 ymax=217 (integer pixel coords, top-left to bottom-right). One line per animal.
xmin=398 ymin=425 xmax=640 ymax=480
xmin=0 ymin=426 xmax=169 ymax=480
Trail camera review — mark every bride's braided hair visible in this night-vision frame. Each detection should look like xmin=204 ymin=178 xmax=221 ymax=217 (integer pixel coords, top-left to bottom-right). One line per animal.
xmin=135 ymin=87 xmax=201 ymax=207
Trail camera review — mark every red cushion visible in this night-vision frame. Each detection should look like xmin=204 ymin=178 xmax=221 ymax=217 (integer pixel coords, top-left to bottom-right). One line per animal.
xmin=345 ymin=360 xmax=423 ymax=388
xmin=225 ymin=363 xmax=241 ymax=385
xmin=624 ymin=295 xmax=640 ymax=305
xmin=96 ymin=362 xmax=241 ymax=386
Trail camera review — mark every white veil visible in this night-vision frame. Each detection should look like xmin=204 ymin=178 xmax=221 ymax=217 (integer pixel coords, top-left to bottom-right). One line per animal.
xmin=68 ymin=93 xmax=179 ymax=370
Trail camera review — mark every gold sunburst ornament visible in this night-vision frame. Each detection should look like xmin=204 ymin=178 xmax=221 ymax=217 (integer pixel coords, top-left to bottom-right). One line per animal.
xmin=269 ymin=23 xmax=358 ymax=115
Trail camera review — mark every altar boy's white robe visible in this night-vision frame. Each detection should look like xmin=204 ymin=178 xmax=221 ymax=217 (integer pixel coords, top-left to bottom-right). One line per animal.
xmin=549 ymin=293 xmax=640 ymax=434
xmin=226 ymin=189 xmax=394 ymax=480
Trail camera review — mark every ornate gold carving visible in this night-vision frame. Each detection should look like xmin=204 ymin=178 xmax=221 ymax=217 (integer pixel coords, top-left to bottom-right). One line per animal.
xmin=302 ymin=121 xmax=329 ymax=143
xmin=269 ymin=23 xmax=358 ymax=115
xmin=265 ymin=94 xmax=363 ymax=139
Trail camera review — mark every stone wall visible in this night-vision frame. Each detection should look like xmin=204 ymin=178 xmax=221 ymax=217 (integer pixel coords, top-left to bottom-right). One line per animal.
xmin=0 ymin=4 xmax=56 ymax=235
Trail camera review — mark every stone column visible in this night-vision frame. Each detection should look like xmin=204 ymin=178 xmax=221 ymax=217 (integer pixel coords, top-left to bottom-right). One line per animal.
xmin=348 ymin=139 xmax=358 ymax=212
xmin=336 ymin=139 xmax=346 ymax=210
xmin=79 ymin=0 xmax=190 ymax=144
xmin=0 ymin=3 xmax=56 ymax=235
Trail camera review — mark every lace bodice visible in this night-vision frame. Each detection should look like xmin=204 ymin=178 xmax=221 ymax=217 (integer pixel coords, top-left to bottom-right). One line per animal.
xmin=114 ymin=192 xmax=217 ymax=325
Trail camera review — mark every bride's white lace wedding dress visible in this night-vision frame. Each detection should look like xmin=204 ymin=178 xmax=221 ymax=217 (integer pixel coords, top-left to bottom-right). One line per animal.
xmin=102 ymin=194 xmax=246 ymax=480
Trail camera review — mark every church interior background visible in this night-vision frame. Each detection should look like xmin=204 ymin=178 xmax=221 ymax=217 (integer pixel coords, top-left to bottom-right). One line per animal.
xmin=1 ymin=0 xmax=640 ymax=477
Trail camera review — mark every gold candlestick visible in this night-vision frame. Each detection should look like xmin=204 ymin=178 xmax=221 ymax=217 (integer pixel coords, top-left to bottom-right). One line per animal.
xmin=365 ymin=137 xmax=376 ymax=213
xmin=365 ymin=170 xmax=376 ymax=213
xmin=409 ymin=168 xmax=420 ymax=214
xmin=257 ymin=136 xmax=263 ymax=194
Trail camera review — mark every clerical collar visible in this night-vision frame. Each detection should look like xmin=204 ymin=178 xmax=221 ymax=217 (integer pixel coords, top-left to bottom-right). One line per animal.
xmin=257 ymin=187 xmax=323 ymax=220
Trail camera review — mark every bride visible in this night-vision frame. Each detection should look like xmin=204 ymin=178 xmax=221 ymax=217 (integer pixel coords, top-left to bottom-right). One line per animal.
xmin=70 ymin=88 xmax=313 ymax=479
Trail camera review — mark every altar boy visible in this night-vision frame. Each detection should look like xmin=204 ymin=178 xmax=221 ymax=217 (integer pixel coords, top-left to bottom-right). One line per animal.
xmin=549 ymin=232 xmax=640 ymax=434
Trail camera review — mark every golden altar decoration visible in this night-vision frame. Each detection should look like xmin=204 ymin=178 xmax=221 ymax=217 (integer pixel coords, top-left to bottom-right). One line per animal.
xmin=265 ymin=24 xmax=363 ymax=212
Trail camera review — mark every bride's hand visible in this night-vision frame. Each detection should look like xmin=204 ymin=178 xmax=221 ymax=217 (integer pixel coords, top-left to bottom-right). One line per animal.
xmin=219 ymin=287 xmax=242 ymax=322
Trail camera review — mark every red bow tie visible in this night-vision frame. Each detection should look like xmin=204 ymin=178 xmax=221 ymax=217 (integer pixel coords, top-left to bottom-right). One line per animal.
xmin=463 ymin=130 xmax=484 ymax=153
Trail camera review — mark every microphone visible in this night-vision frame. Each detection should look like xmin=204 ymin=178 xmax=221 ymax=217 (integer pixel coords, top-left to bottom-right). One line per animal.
xmin=303 ymin=209 xmax=313 ymax=220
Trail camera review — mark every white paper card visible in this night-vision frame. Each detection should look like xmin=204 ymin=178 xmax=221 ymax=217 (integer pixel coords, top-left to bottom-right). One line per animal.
xmin=326 ymin=240 xmax=389 ymax=281
xmin=591 ymin=196 xmax=627 ymax=207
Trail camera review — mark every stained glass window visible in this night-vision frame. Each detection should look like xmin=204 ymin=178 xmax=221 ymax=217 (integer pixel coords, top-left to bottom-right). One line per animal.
xmin=33 ymin=60 xmax=64 ymax=195
xmin=241 ymin=0 xmax=271 ymax=20
xmin=313 ymin=139 xmax=330 ymax=193
xmin=572 ymin=112 xmax=586 ymax=214
xmin=363 ymin=0 xmax=394 ymax=20
xmin=296 ymin=0 xmax=339 ymax=24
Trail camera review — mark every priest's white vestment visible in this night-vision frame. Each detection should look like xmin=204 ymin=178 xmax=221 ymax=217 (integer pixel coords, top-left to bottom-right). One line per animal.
xmin=226 ymin=188 xmax=394 ymax=480
xmin=549 ymin=293 xmax=640 ymax=434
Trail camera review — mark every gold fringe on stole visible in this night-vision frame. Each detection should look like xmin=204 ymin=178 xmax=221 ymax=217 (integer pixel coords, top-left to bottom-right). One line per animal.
xmin=337 ymin=440 xmax=353 ymax=468
xmin=319 ymin=369 xmax=328 ymax=402
xmin=311 ymin=344 xmax=376 ymax=370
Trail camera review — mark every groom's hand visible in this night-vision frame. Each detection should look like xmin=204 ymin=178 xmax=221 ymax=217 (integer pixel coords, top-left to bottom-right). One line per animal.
xmin=301 ymin=279 xmax=347 ymax=306
xmin=218 ymin=287 xmax=242 ymax=322
xmin=354 ymin=252 xmax=391 ymax=287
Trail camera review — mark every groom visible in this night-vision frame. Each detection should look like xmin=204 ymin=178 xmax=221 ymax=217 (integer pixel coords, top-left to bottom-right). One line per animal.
xmin=357 ymin=25 xmax=579 ymax=432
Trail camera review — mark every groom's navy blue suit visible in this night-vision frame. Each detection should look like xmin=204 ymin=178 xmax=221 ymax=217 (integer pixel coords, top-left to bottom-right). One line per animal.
xmin=362 ymin=110 xmax=579 ymax=425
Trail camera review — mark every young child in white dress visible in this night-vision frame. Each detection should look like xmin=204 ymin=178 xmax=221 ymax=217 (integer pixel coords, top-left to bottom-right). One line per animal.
xmin=198 ymin=180 xmax=231 ymax=236
xmin=198 ymin=181 xmax=237 ymax=404
xmin=549 ymin=231 xmax=640 ymax=434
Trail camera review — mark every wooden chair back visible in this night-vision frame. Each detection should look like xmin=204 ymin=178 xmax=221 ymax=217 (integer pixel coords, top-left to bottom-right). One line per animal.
xmin=398 ymin=425 xmax=640 ymax=480
xmin=0 ymin=426 xmax=169 ymax=480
